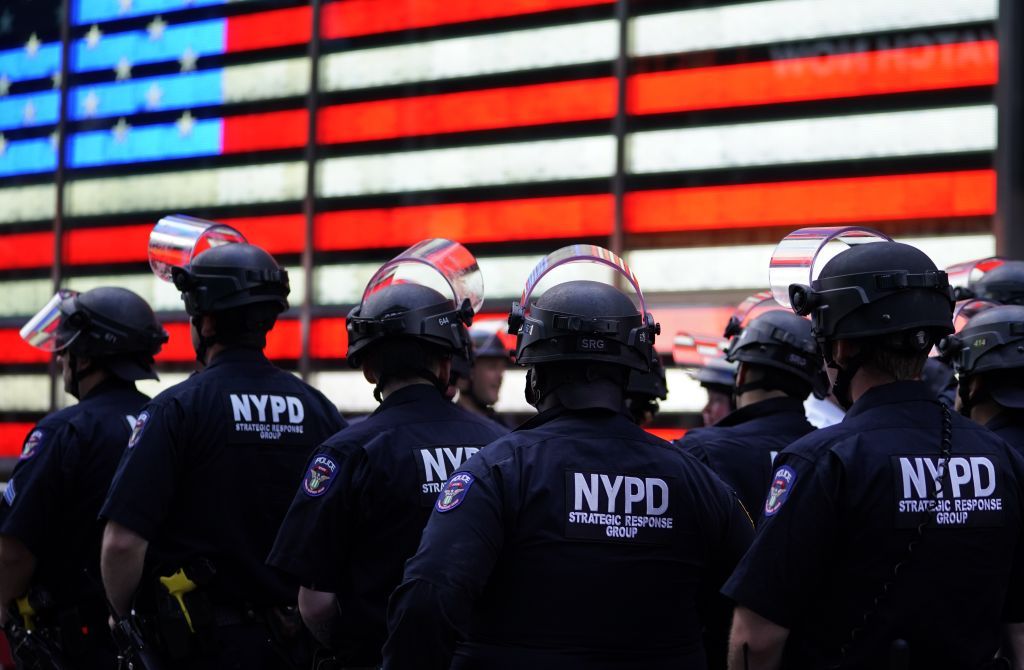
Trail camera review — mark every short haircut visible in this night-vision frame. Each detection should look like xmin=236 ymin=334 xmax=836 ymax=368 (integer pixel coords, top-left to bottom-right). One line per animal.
xmin=740 ymin=363 xmax=813 ymax=401
xmin=362 ymin=337 xmax=451 ymax=384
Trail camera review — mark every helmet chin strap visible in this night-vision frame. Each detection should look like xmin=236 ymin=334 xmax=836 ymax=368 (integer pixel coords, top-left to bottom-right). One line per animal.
xmin=67 ymin=352 xmax=99 ymax=400
xmin=829 ymin=351 xmax=865 ymax=411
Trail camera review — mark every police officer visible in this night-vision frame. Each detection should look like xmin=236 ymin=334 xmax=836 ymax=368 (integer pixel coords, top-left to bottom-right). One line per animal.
xmin=455 ymin=321 xmax=512 ymax=428
xmin=384 ymin=246 xmax=753 ymax=669
xmin=724 ymin=237 xmax=1024 ymax=669
xmin=267 ymin=240 xmax=506 ymax=667
xmin=99 ymin=240 xmax=345 ymax=670
xmin=678 ymin=309 xmax=825 ymax=515
xmin=944 ymin=304 xmax=1024 ymax=452
xmin=961 ymin=259 xmax=1024 ymax=305
xmin=0 ymin=287 xmax=167 ymax=668
xmin=694 ymin=357 xmax=737 ymax=427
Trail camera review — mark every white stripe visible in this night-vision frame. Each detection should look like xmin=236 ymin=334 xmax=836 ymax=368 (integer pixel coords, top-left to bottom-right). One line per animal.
xmin=628 ymin=105 xmax=995 ymax=174
xmin=0 ymin=184 xmax=56 ymax=225
xmin=317 ymin=136 xmax=614 ymax=197
xmin=319 ymin=20 xmax=617 ymax=92
xmin=65 ymin=162 xmax=306 ymax=216
xmin=223 ymin=58 xmax=309 ymax=103
xmin=631 ymin=0 xmax=997 ymax=58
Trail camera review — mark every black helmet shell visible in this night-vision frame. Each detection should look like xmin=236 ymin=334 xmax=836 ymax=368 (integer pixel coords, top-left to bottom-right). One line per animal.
xmin=971 ymin=260 xmax=1024 ymax=306
xmin=513 ymin=280 xmax=656 ymax=371
xmin=725 ymin=310 xmax=829 ymax=398
xmin=945 ymin=304 xmax=1024 ymax=376
xmin=173 ymin=243 xmax=290 ymax=316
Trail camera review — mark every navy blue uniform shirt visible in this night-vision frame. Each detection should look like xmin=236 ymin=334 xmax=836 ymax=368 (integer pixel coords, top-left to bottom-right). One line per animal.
xmin=988 ymin=411 xmax=1024 ymax=455
xmin=723 ymin=381 xmax=1024 ymax=669
xmin=267 ymin=383 xmax=507 ymax=666
xmin=678 ymin=396 xmax=815 ymax=515
xmin=100 ymin=348 xmax=345 ymax=607
xmin=1 ymin=379 xmax=149 ymax=613
xmin=384 ymin=406 xmax=754 ymax=670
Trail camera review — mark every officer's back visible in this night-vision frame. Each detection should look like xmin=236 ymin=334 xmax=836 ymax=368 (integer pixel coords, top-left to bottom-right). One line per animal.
xmin=679 ymin=309 xmax=825 ymax=514
xmin=385 ymin=252 xmax=753 ymax=670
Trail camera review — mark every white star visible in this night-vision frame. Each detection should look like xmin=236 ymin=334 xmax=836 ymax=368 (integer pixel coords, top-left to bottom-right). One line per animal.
xmin=85 ymin=24 xmax=102 ymax=49
xmin=111 ymin=117 xmax=130 ymax=143
xmin=23 ymin=101 xmax=36 ymax=124
xmin=179 ymin=46 xmax=198 ymax=73
xmin=114 ymin=56 xmax=132 ymax=81
xmin=0 ymin=74 xmax=9 ymax=97
xmin=118 ymin=0 xmax=133 ymax=15
xmin=147 ymin=16 xmax=166 ymax=41
xmin=82 ymin=90 xmax=100 ymax=117
xmin=0 ymin=133 xmax=6 ymax=157
xmin=176 ymin=110 xmax=195 ymax=137
xmin=51 ymin=70 xmax=61 ymax=89
xmin=145 ymin=82 xmax=163 ymax=109
xmin=25 ymin=33 xmax=41 ymax=58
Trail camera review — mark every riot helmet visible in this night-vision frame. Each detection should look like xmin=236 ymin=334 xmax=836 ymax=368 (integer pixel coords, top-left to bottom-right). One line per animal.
xmin=941 ymin=304 xmax=1024 ymax=411
xmin=772 ymin=226 xmax=953 ymax=407
xmin=725 ymin=308 xmax=829 ymax=400
xmin=970 ymin=261 xmax=1024 ymax=305
xmin=626 ymin=355 xmax=668 ymax=425
xmin=21 ymin=287 xmax=168 ymax=397
xmin=508 ymin=245 xmax=659 ymax=410
xmin=674 ymin=331 xmax=736 ymax=424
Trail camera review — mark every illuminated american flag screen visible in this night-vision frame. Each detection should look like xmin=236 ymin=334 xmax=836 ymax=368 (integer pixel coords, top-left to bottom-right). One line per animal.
xmin=0 ymin=0 xmax=1001 ymax=452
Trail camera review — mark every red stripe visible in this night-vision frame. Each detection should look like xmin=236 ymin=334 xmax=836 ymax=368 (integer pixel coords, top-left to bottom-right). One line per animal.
xmin=645 ymin=428 xmax=686 ymax=442
xmin=318 ymin=78 xmax=616 ymax=144
xmin=222 ymin=109 xmax=309 ymax=154
xmin=219 ymin=215 xmax=306 ymax=255
xmin=321 ymin=0 xmax=613 ymax=39
xmin=315 ymin=194 xmax=613 ymax=250
xmin=153 ymin=318 xmax=348 ymax=363
xmin=0 ymin=231 xmax=54 ymax=270
xmin=626 ymin=170 xmax=996 ymax=234
xmin=0 ymin=329 xmax=50 ymax=364
xmin=225 ymin=5 xmax=311 ymax=52
xmin=0 ymin=423 xmax=35 ymax=457
xmin=63 ymin=226 xmax=151 ymax=265
xmin=629 ymin=41 xmax=997 ymax=115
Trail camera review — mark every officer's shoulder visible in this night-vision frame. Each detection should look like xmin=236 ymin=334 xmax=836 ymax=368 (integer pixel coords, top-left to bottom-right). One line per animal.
xmin=779 ymin=420 xmax=851 ymax=462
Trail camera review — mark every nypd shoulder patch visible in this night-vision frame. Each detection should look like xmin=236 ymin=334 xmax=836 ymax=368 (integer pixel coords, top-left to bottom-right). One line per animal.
xmin=435 ymin=472 xmax=474 ymax=513
xmin=127 ymin=411 xmax=150 ymax=449
xmin=20 ymin=430 xmax=45 ymax=460
xmin=764 ymin=465 xmax=797 ymax=517
xmin=303 ymin=455 xmax=338 ymax=497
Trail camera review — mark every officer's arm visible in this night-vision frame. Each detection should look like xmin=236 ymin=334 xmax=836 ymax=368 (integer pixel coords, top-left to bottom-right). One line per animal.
xmin=298 ymin=587 xmax=339 ymax=648
xmin=727 ymin=606 xmax=789 ymax=670
xmin=100 ymin=521 xmax=148 ymax=616
xmin=0 ymin=535 xmax=35 ymax=626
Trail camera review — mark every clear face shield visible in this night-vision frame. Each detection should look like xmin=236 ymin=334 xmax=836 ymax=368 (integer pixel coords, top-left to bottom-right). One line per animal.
xmin=360 ymin=238 xmax=484 ymax=317
xmin=769 ymin=226 xmax=894 ymax=310
xmin=945 ymin=257 xmax=1005 ymax=302
xmin=723 ymin=290 xmax=790 ymax=339
xmin=20 ymin=289 xmax=81 ymax=352
xmin=148 ymin=214 xmax=248 ymax=284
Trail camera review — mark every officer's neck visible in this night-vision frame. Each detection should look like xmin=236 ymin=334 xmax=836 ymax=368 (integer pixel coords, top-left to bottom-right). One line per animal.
xmin=848 ymin=364 xmax=903 ymax=404
xmin=736 ymin=388 xmax=787 ymax=410
xmin=76 ymin=369 xmax=109 ymax=399
xmin=970 ymin=399 xmax=1003 ymax=428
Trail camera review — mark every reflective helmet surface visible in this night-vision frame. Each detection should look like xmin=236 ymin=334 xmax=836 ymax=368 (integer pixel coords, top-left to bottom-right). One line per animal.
xmin=725 ymin=310 xmax=828 ymax=399
xmin=346 ymin=283 xmax=468 ymax=368
xmin=945 ymin=304 xmax=1024 ymax=376
xmin=513 ymin=279 xmax=654 ymax=371
xmin=792 ymin=241 xmax=953 ymax=343
xmin=173 ymin=242 xmax=289 ymax=317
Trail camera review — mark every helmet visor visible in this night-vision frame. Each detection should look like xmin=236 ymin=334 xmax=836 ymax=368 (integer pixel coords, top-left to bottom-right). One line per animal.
xmin=520 ymin=244 xmax=647 ymax=317
xmin=953 ymin=298 xmax=1000 ymax=333
xmin=149 ymin=215 xmax=248 ymax=282
xmin=672 ymin=331 xmax=728 ymax=368
xmin=20 ymin=290 xmax=81 ymax=352
xmin=769 ymin=226 xmax=892 ymax=308
xmin=362 ymin=239 xmax=484 ymax=314
xmin=945 ymin=257 xmax=1004 ymax=297
xmin=724 ymin=290 xmax=793 ymax=338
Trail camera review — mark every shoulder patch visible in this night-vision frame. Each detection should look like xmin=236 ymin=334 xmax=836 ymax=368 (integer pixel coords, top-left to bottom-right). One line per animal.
xmin=127 ymin=411 xmax=149 ymax=449
xmin=302 ymin=455 xmax=337 ymax=497
xmin=435 ymin=472 xmax=474 ymax=513
xmin=764 ymin=465 xmax=797 ymax=517
xmin=3 ymin=479 xmax=15 ymax=505
xmin=20 ymin=430 xmax=44 ymax=460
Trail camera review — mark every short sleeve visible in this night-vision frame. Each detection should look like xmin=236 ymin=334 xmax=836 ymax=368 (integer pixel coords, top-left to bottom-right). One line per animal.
xmin=721 ymin=451 xmax=840 ymax=627
xmin=0 ymin=423 xmax=75 ymax=557
xmin=99 ymin=401 xmax=182 ymax=540
xmin=267 ymin=443 xmax=367 ymax=592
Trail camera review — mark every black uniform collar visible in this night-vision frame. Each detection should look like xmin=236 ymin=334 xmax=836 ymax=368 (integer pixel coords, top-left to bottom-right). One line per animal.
xmin=986 ymin=410 xmax=1024 ymax=433
xmin=81 ymin=376 xmax=136 ymax=400
xmin=514 ymin=405 xmax=623 ymax=432
xmin=844 ymin=380 xmax=935 ymax=420
xmin=206 ymin=347 xmax=271 ymax=369
xmin=715 ymin=396 xmax=806 ymax=428
xmin=373 ymin=383 xmax=444 ymax=414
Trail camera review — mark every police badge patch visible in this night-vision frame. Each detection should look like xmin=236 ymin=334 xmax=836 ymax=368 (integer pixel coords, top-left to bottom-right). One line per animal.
xmin=764 ymin=465 xmax=797 ymax=517
xmin=127 ymin=412 xmax=149 ymax=449
xmin=435 ymin=472 xmax=474 ymax=513
xmin=303 ymin=455 xmax=337 ymax=497
xmin=20 ymin=430 xmax=44 ymax=460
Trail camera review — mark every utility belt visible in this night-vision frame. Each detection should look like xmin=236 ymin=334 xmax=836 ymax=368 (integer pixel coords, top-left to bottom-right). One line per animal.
xmin=5 ymin=587 xmax=113 ymax=670
xmin=141 ymin=561 xmax=308 ymax=669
